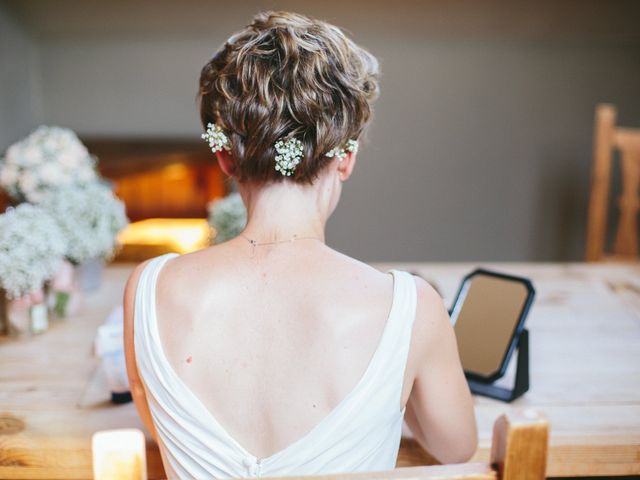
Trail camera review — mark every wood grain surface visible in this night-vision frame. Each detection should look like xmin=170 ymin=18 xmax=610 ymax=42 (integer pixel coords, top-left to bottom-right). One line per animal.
xmin=1 ymin=261 xmax=638 ymax=478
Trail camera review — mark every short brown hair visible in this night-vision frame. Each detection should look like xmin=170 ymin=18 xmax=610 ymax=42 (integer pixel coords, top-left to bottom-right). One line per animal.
xmin=198 ymin=11 xmax=380 ymax=184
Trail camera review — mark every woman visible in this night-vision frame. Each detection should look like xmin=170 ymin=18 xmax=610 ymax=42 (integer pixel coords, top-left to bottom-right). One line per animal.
xmin=124 ymin=11 xmax=477 ymax=479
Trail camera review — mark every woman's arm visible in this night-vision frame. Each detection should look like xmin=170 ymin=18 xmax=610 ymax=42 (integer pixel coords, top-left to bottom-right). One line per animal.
xmin=404 ymin=276 xmax=478 ymax=464
xmin=123 ymin=260 xmax=158 ymax=441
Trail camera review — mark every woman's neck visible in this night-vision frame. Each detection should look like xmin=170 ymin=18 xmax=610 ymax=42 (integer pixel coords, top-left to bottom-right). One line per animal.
xmin=238 ymin=180 xmax=331 ymax=243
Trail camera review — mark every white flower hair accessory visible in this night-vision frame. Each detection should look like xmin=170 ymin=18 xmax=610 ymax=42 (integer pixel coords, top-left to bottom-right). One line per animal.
xmin=274 ymin=137 xmax=304 ymax=176
xmin=325 ymin=139 xmax=359 ymax=161
xmin=201 ymin=123 xmax=231 ymax=153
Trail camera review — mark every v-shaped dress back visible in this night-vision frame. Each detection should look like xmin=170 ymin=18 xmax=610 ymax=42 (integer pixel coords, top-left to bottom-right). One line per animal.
xmin=134 ymin=253 xmax=418 ymax=479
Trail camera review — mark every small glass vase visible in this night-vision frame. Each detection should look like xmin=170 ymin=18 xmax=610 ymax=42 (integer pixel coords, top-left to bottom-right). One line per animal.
xmin=76 ymin=257 xmax=105 ymax=292
xmin=0 ymin=290 xmax=49 ymax=336
xmin=28 ymin=303 xmax=49 ymax=334
xmin=48 ymin=260 xmax=81 ymax=318
xmin=51 ymin=290 xmax=71 ymax=318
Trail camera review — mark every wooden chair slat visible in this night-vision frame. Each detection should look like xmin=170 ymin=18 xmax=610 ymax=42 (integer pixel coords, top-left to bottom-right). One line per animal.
xmin=614 ymin=150 xmax=640 ymax=257
xmin=615 ymin=128 xmax=640 ymax=150
xmin=585 ymin=104 xmax=616 ymax=261
xmin=490 ymin=410 xmax=549 ymax=480
xmin=585 ymin=103 xmax=640 ymax=262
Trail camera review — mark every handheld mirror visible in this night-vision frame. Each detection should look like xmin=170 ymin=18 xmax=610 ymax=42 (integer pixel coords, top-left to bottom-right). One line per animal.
xmin=449 ymin=269 xmax=535 ymax=402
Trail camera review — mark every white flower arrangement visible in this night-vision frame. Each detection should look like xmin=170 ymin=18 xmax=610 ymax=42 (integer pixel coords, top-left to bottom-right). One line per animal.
xmin=0 ymin=204 xmax=67 ymax=299
xmin=38 ymin=182 xmax=129 ymax=264
xmin=207 ymin=192 xmax=247 ymax=244
xmin=0 ymin=125 xmax=97 ymax=202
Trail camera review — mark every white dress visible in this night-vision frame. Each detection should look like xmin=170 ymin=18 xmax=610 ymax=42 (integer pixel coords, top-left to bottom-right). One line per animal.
xmin=134 ymin=252 xmax=418 ymax=479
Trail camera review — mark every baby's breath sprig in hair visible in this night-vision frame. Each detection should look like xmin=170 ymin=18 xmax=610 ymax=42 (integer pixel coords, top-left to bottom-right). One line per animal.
xmin=201 ymin=123 xmax=231 ymax=153
xmin=345 ymin=139 xmax=359 ymax=155
xmin=274 ymin=137 xmax=304 ymax=176
xmin=325 ymin=139 xmax=359 ymax=161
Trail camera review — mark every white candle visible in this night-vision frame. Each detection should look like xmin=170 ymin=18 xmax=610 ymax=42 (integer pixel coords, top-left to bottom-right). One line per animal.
xmin=92 ymin=429 xmax=146 ymax=480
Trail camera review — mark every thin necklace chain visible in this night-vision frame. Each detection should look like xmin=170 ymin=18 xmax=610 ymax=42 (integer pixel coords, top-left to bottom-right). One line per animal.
xmin=239 ymin=232 xmax=324 ymax=247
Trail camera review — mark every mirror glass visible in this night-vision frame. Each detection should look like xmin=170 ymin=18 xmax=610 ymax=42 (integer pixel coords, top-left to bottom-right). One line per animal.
xmin=451 ymin=273 xmax=530 ymax=378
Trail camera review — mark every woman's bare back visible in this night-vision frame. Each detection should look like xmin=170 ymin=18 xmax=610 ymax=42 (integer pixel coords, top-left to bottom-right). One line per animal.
xmin=153 ymin=240 xmax=404 ymax=459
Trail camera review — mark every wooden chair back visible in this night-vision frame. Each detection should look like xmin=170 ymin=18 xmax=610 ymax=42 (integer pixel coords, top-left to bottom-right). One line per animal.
xmin=585 ymin=103 xmax=640 ymax=261
xmin=259 ymin=409 xmax=549 ymax=480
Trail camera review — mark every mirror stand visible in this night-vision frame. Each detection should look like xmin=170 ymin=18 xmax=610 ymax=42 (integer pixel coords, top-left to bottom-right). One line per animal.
xmin=466 ymin=329 xmax=529 ymax=402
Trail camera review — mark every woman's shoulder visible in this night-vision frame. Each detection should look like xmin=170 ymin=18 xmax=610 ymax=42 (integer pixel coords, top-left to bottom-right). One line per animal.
xmin=160 ymin=243 xmax=391 ymax=283
xmin=142 ymin=244 xmax=450 ymax=321
xmin=320 ymin=245 xmax=396 ymax=280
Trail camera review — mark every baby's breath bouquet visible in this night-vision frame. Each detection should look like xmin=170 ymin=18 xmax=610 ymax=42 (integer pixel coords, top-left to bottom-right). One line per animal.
xmin=38 ymin=182 xmax=129 ymax=265
xmin=0 ymin=204 xmax=67 ymax=334
xmin=207 ymin=192 xmax=247 ymax=244
xmin=0 ymin=204 xmax=66 ymax=298
xmin=0 ymin=125 xmax=97 ymax=203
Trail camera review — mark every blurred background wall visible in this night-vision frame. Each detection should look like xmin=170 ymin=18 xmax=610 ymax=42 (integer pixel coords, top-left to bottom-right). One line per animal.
xmin=0 ymin=4 xmax=42 ymax=151
xmin=1 ymin=0 xmax=639 ymax=262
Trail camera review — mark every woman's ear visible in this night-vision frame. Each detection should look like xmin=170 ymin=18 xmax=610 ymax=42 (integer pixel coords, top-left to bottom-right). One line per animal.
xmin=215 ymin=149 xmax=235 ymax=177
xmin=337 ymin=152 xmax=357 ymax=181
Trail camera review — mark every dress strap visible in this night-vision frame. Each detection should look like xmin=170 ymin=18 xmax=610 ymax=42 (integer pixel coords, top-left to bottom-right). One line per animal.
xmin=133 ymin=253 xmax=180 ymax=385
xmin=384 ymin=270 xmax=418 ymax=407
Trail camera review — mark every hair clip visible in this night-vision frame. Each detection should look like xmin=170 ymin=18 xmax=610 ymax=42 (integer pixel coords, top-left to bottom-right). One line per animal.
xmin=325 ymin=139 xmax=359 ymax=161
xmin=201 ymin=123 xmax=231 ymax=153
xmin=274 ymin=137 xmax=304 ymax=176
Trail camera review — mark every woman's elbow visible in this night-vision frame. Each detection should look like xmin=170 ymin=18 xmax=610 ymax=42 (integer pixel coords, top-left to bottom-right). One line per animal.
xmin=434 ymin=419 xmax=479 ymax=464
xmin=456 ymin=435 xmax=479 ymax=463
xmin=436 ymin=434 xmax=478 ymax=464
xmin=452 ymin=403 xmax=479 ymax=462
xmin=457 ymin=418 xmax=480 ymax=462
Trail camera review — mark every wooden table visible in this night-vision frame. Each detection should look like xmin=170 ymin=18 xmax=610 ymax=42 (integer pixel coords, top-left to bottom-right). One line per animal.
xmin=1 ymin=262 xmax=639 ymax=478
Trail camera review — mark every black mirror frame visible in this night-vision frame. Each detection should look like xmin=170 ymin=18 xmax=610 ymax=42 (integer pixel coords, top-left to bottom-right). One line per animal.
xmin=449 ymin=268 xmax=535 ymax=402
